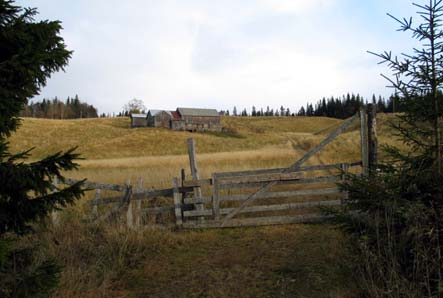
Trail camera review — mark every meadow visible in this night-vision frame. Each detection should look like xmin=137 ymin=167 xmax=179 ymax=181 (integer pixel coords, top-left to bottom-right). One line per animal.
xmin=10 ymin=115 xmax=399 ymax=188
xmin=10 ymin=115 xmax=401 ymax=297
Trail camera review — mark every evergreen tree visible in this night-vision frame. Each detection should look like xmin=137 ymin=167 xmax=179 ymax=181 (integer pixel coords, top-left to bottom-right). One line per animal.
xmin=297 ymin=106 xmax=306 ymax=116
xmin=332 ymin=1 xmax=443 ymax=296
xmin=251 ymin=106 xmax=257 ymax=117
xmin=0 ymin=1 xmax=85 ymax=296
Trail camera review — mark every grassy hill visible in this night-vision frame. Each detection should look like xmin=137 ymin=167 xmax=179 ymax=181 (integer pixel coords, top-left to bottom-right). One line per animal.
xmin=9 ymin=116 xmax=343 ymax=159
xmin=13 ymin=115 xmax=402 ymax=297
xmin=9 ymin=115 xmax=400 ymax=187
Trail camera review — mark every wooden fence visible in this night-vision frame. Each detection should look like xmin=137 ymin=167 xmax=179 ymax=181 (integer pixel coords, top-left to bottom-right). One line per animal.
xmin=58 ymin=104 xmax=378 ymax=229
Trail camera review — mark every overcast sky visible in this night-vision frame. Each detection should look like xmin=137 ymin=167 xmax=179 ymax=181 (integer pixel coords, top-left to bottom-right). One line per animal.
xmin=18 ymin=0 xmax=419 ymax=114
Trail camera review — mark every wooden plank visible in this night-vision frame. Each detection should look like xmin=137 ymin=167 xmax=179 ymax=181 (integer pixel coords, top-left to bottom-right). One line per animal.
xmin=217 ymin=175 xmax=341 ymax=190
xmin=211 ymin=173 xmax=220 ymax=220
xmin=218 ymin=172 xmax=303 ymax=185
xmin=172 ymin=177 xmax=183 ymax=226
xmin=367 ymin=103 xmax=378 ymax=171
xmin=186 ymin=187 xmax=341 ymax=204
xmin=132 ymin=188 xmax=174 ymax=199
xmin=142 ymin=206 xmax=174 ymax=215
xmin=187 ymin=138 xmax=204 ymax=222
xmin=360 ymin=107 xmax=369 ymax=176
xmin=89 ymin=195 xmax=123 ymax=205
xmin=184 ymin=200 xmax=341 ymax=217
xmin=183 ymin=214 xmax=330 ymax=229
xmin=182 ymin=178 xmax=212 ymax=188
xmin=222 ymin=113 xmax=359 ymax=225
xmin=91 ymin=187 xmax=182 ymax=205
xmin=214 ymin=162 xmax=361 ymax=178
xmin=64 ymin=178 xmax=125 ymax=192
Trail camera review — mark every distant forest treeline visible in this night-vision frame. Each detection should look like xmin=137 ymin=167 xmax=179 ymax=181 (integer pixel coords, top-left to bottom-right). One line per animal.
xmin=226 ymin=93 xmax=399 ymax=119
xmin=22 ymin=92 xmax=399 ymax=120
xmin=20 ymin=95 xmax=98 ymax=119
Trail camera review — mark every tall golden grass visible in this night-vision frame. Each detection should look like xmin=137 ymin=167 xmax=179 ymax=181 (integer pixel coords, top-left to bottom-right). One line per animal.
xmin=14 ymin=115 xmax=401 ymax=297
xmin=10 ymin=114 xmax=401 ymax=189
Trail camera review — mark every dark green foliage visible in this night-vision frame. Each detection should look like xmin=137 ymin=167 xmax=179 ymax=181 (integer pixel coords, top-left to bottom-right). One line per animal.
xmin=20 ymin=95 xmax=99 ymax=119
xmin=330 ymin=1 xmax=443 ymax=296
xmin=0 ymin=0 xmax=85 ymax=296
xmin=0 ymin=241 xmax=61 ymax=298
xmin=0 ymin=1 xmax=71 ymax=138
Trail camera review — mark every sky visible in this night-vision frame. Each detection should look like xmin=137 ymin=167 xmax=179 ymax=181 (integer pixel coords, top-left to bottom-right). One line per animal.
xmin=18 ymin=0 xmax=421 ymax=114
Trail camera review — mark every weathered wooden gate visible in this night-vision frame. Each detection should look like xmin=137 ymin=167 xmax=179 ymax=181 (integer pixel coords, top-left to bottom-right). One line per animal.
xmin=176 ymin=105 xmax=377 ymax=228
xmin=60 ymin=105 xmax=377 ymax=229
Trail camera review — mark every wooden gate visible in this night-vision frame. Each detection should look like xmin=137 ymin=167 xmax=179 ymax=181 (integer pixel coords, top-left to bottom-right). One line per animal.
xmin=60 ymin=105 xmax=377 ymax=229
xmin=178 ymin=105 xmax=376 ymax=229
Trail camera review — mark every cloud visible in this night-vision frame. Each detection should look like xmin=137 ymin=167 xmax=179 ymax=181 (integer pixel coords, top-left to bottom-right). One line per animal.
xmin=258 ymin=0 xmax=337 ymax=14
xmin=21 ymin=0 xmax=399 ymax=114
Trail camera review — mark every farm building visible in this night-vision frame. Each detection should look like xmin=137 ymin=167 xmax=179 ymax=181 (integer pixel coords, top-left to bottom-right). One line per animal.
xmin=173 ymin=107 xmax=221 ymax=132
xmin=147 ymin=110 xmax=172 ymax=129
xmin=133 ymin=107 xmax=222 ymax=132
xmin=130 ymin=113 xmax=148 ymax=128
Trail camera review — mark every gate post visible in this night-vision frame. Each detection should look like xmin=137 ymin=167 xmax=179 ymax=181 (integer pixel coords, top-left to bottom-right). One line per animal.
xmin=360 ymin=107 xmax=369 ymax=176
xmin=135 ymin=177 xmax=143 ymax=228
xmin=173 ymin=177 xmax=183 ymax=226
xmin=367 ymin=103 xmax=378 ymax=173
xmin=211 ymin=173 xmax=220 ymax=221
xmin=93 ymin=189 xmax=100 ymax=217
xmin=126 ymin=179 xmax=133 ymax=228
xmin=187 ymin=138 xmax=204 ymax=222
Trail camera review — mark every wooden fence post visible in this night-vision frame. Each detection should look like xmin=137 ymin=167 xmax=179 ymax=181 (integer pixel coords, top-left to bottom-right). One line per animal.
xmin=187 ymin=138 xmax=204 ymax=221
xmin=340 ymin=163 xmax=349 ymax=209
xmin=172 ymin=177 xmax=183 ymax=226
xmin=136 ymin=177 xmax=143 ymax=228
xmin=93 ymin=189 xmax=100 ymax=217
xmin=360 ymin=107 xmax=369 ymax=176
xmin=367 ymin=103 xmax=378 ymax=172
xmin=126 ymin=179 xmax=133 ymax=228
xmin=51 ymin=176 xmax=59 ymax=225
xmin=211 ymin=173 xmax=220 ymax=221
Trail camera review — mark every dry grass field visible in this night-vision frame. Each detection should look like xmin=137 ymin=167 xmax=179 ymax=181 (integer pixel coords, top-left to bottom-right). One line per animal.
xmin=9 ymin=114 xmax=400 ymax=188
xmin=11 ymin=115 xmax=402 ymax=297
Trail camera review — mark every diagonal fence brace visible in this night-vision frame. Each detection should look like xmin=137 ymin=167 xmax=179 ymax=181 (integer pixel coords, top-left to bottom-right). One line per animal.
xmin=221 ymin=113 xmax=359 ymax=226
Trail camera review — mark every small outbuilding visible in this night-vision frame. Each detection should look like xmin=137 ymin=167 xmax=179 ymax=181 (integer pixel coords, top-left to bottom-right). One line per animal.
xmin=130 ymin=113 xmax=148 ymax=128
xmin=147 ymin=110 xmax=173 ymax=129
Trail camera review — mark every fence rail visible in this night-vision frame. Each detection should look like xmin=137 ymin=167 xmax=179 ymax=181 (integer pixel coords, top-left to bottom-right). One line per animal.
xmin=56 ymin=107 xmax=376 ymax=229
xmin=61 ymin=161 xmax=358 ymax=228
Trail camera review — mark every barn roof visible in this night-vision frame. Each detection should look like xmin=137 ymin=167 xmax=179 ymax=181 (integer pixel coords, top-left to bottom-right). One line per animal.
xmin=171 ymin=111 xmax=181 ymax=120
xmin=177 ymin=107 xmax=219 ymax=117
xmin=148 ymin=110 xmax=172 ymax=116
xmin=130 ymin=113 xmax=147 ymax=118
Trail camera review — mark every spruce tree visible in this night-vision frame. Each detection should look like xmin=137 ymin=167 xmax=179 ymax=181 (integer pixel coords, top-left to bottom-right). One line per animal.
xmin=332 ymin=1 xmax=443 ymax=296
xmin=0 ymin=1 xmax=85 ymax=296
